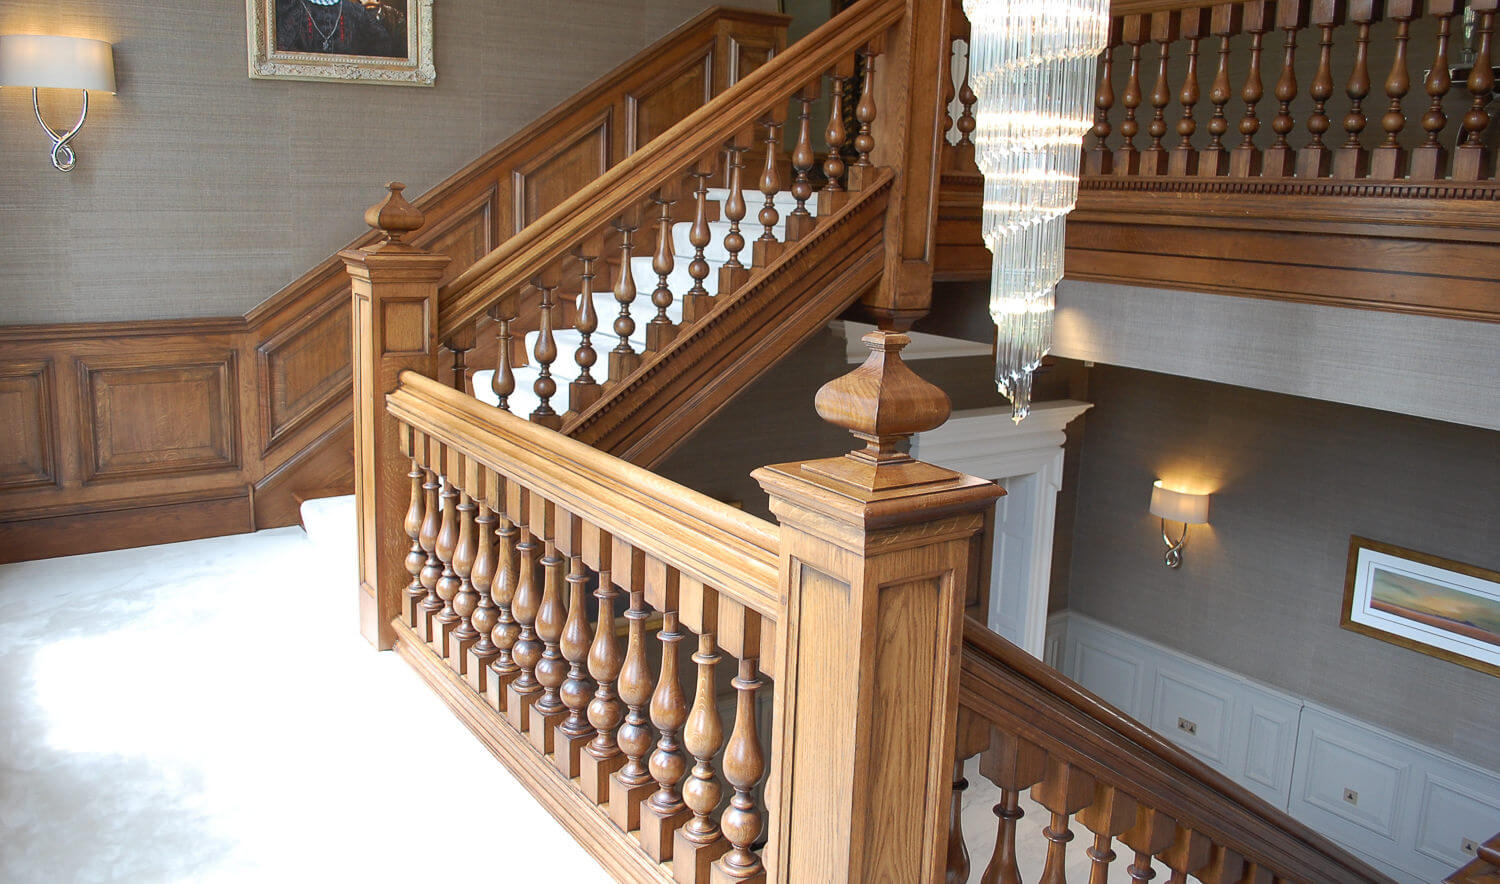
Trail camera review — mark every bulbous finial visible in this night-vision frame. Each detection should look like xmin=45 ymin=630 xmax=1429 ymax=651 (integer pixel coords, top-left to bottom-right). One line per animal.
xmin=814 ymin=330 xmax=952 ymax=468
xmin=364 ymin=181 xmax=425 ymax=243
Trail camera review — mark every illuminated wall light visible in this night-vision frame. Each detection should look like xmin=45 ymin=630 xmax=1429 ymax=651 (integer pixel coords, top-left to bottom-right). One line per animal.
xmin=0 ymin=34 xmax=117 ymax=171
xmin=1149 ymin=480 xmax=1211 ymax=569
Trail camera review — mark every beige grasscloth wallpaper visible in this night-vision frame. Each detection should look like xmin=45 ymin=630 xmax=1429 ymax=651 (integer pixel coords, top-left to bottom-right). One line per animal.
xmin=0 ymin=0 xmax=774 ymax=325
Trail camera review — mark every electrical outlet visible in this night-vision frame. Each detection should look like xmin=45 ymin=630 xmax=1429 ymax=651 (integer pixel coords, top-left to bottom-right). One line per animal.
xmin=1342 ymin=788 xmax=1359 ymax=806
xmin=1461 ymin=838 xmax=1479 ymax=857
xmin=1176 ymin=717 xmax=1198 ymax=736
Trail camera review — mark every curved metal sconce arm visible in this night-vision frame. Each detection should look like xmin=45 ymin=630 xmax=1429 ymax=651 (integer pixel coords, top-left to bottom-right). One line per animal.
xmin=1160 ymin=518 xmax=1188 ymax=569
xmin=32 ymin=88 xmax=88 ymax=172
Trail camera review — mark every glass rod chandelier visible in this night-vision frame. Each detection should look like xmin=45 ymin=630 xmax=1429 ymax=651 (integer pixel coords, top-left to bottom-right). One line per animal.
xmin=961 ymin=0 xmax=1110 ymax=422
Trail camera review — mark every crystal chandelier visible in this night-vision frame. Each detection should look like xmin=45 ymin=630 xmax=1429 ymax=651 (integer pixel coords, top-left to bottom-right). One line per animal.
xmin=961 ymin=0 xmax=1110 ymax=421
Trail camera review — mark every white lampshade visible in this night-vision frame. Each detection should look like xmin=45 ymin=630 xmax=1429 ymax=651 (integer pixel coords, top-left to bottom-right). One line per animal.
xmin=1149 ymin=481 xmax=1210 ymax=525
xmin=0 ymin=35 xmax=116 ymax=93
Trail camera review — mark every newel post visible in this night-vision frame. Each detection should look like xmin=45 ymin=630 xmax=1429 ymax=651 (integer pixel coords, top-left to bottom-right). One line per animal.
xmin=342 ymin=183 xmax=451 ymax=650
xmin=753 ymin=332 xmax=1002 ymax=883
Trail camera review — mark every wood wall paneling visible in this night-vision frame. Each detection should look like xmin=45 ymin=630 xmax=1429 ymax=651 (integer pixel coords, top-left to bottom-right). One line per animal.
xmin=626 ymin=50 xmax=714 ymax=153
xmin=0 ymin=360 xmax=59 ymax=491
xmin=413 ymin=188 xmax=499 ymax=287
xmin=257 ymin=296 xmax=352 ymax=453
xmin=728 ymin=34 xmax=777 ymax=85
xmin=512 ymin=112 xmax=614 ymax=233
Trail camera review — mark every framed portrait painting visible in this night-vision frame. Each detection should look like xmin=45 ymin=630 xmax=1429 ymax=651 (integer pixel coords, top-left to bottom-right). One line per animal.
xmin=1341 ymin=536 xmax=1500 ymax=678
xmin=247 ymin=0 xmax=434 ymax=86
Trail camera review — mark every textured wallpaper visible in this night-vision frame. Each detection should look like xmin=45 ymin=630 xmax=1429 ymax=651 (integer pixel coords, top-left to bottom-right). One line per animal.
xmin=0 ymin=0 xmax=774 ymax=325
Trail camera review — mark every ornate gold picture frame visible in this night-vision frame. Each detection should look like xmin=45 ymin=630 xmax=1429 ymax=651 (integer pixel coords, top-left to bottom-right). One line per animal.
xmin=247 ymin=0 xmax=435 ymax=86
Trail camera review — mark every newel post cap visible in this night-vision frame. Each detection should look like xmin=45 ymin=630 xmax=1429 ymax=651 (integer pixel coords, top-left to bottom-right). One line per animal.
xmin=814 ymin=330 xmax=952 ymax=468
xmin=364 ymin=181 xmax=425 ymax=244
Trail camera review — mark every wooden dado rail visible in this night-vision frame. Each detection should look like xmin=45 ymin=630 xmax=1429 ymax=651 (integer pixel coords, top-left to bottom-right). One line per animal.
xmin=0 ymin=7 xmax=788 ymax=563
xmin=937 ymin=0 xmax=1500 ymax=322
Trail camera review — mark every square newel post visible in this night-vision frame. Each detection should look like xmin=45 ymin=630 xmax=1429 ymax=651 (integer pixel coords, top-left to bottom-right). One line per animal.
xmin=342 ymin=182 xmax=452 ymax=650
xmin=753 ymin=331 xmax=1002 ymax=883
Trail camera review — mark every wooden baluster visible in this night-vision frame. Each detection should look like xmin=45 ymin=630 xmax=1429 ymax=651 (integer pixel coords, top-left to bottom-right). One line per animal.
xmin=1455 ymin=4 xmax=1497 ymax=180
xmin=1142 ymin=12 xmax=1180 ymax=175
xmin=941 ymin=34 xmax=958 ymax=157
xmin=824 ymin=70 xmax=850 ymax=192
xmin=956 ymin=44 xmax=979 ymax=168
xmin=854 ymin=48 xmax=878 ymax=170
xmin=610 ymin=589 xmax=658 ymax=832
xmin=530 ymin=499 xmax=568 ymax=754
xmin=1032 ymin=757 xmax=1097 ymax=884
xmin=713 ymin=658 xmax=765 ymax=883
xmin=465 ymin=498 xmax=500 ymax=693
xmin=555 ymin=513 xmax=595 ymax=778
xmin=683 ymin=165 xmax=715 ymax=323
xmin=1086 ymin=24 xmax=1121 ymax=176
xmin=1372 ymin=1 xmax=1418 ymax=178
xmin=1198 ymin=845 xmax=1247 ymax=884
xmin=979 ymin=731 xmax=1049 ymax=884
xmin=486 ymin=487 xmax=520 ymax=712
xmin=449 ymin=487 xmax=481 ymax=674
xmin=1412 ymin=1 xmax=1460 ymax=179
xmin=416 ymin=466 xmax=443 ymax=641
xmin=719 ymin=142 xmax=751 ymax=296
xmin=946 ymin=760 xmax=971 ymax=884
xmin=1160 ymin=827 xmax=1212 ymax=884
xmin=674 ymin=629 xmax=727 ymax=882
xmin=641 ymin=610 xmax=691 ymax=860
xmin=580 ymin=531 xmax=626 ymax=803
xmin=753 ymin=116 xmax=785 ymax=266
xmin=1075 ymin=784 xmax=1139 ymax=884
xmin=569 ymin=250 xmax=602 ymax=414
xmin=1297 ymin=1 xmax=1342 ymax=179
xmin=446 ymin=325 xmax=474 ymax=395
xmin=610 ymin=219 xmax=642 ymax=380
xmin=488 ymin=301 xmax=516 ymax=413
xmin=787 ymin=88 xmax=818 ymax=242
xmin=1115 ymin=15 xmax=1148 ymax=175
xmin=1119 ymin=807 xmax=1177 ymax=883
xmin=1230 ymin=2 xmax=1273 ymax=177
xmin=1199 ymin=4 xmax=1243 ymax=177
xmin=1170 ymin=12 xmax=1206 ymax=176
xmin=402 ymin=462 xmax=426 ymax=627
xmin=505 ymin=486 xmax=543 ymax=732
xmin=1335 ymin=2 xmax=1381 ymax=179
xmin=431 ymin=468 xmax=461 ymax=658
xmin=529 ymin=278 xmax=562 ymax=429
xmin=1264 ymin=1 xmax=1309 ymax=177
xmin=647 ymin=195 xmax=678 ymax=353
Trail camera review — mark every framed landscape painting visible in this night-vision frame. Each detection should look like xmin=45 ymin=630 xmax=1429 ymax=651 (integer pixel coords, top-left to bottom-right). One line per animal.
xmin=1342 ymin=536 xmax=1500 ymax=678
xmin=247 ymin=0 xmax=435 ymax=86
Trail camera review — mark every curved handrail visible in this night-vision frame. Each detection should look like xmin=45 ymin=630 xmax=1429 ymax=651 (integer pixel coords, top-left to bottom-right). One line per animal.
xmin=436 ymin=0 xmax=906 ymax=339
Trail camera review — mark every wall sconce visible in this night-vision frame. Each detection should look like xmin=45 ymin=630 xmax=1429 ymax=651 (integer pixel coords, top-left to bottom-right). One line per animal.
xmin=0 ymin=34 xmax=116 ymax=172
xmin=1149 ymin=481 xmax=1210 ymax=569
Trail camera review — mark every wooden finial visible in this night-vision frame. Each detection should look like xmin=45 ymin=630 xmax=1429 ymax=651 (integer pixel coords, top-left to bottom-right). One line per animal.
xmin=364 ymin=181 xmax=425 ymax=244
xmin=806 ymin=330 xmax=956 ymax=491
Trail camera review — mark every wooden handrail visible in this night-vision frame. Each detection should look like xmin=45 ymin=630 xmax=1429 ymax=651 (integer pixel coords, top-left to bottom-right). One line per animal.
xmin=386 ymin=370 xmax=781 ymax=620
xmin=1446 ymin=831 xmax=1500 ymax=882
xmin=957 ymin=619 xmax=1395 ymax=882
xmin=436 ymin=0 xmax=906 ymax=339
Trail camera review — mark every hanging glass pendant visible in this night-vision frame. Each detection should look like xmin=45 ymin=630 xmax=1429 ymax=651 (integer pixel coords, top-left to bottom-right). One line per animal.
xmin=961 ymin=0 xmax=1110 ymax=422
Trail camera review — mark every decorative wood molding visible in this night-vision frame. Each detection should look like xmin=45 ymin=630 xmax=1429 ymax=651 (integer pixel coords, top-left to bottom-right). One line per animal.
xmin=0 ymin=360 xmax=59 ymax=492
xmin=257 ymin=295 xmax=352 ymax=453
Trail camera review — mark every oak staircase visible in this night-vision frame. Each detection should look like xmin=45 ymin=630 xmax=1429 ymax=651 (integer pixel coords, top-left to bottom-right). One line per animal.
xmin=343 ymin=0 xmax=1499 ymax=881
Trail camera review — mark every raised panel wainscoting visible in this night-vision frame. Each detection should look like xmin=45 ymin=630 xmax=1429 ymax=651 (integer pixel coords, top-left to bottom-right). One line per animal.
xmin=1052 ymin=612 xmax=1500 ymax=882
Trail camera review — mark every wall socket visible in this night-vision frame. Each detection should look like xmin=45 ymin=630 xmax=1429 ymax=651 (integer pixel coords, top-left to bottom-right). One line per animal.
xmin=1461 ymin=837 xmax=1479 ymax=857
xmin=1176 ymin=717 xmax=1198 ymax=736
xmin=1343 ymin=788 xmax=1359 ymax=805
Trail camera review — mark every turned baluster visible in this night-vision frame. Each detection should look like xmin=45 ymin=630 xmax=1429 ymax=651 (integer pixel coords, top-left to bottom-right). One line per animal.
xmin=1033 ymin=758 xmax=1097 ymax=884
xmin=1412 ymin=2 xmax=1460 ymax=179
xmin=610 ymin=219 xmax=642 ymax=380
xmin=1120 ymin=807 xmax=1177 ymax=883
xmin=683 ymin=166 xmax=715 ymax=323
xmin=448 ymin=489 xmax=481 ymax=673
xmin=956 ymin=46 xmax=978 ymax=166
xmin=674 ymin=630 xmax=727 ymax=882
xmin=581 ymin=534 xmax=627 ymax=803
xmin=853 ymin=49 xmax=878 ymax=170
xmin=1076 ymin=785 xmax=1139 ymax=884
xmin=824 ymin=70 xmax=851 ymax=193
xmin=1455 ymin=5 xmax=1496 ymax=180
xmin=528 ymin=279 xmax=562 ymax=429
xmin=1142 ymin=11 xmax=1180 ymax=175
xmin=646 ymin=196 xmax=678 ymax=353
xmin=506 ymin=487 xmax=543 ymax=730
xmin=641 ymin=610 xmax=691 ymax=860
xmin=946 ymin=761 xmax=971 ymax=884
xmin=417 ymin=468 xmax=443 ymax=641
xmin=1198 ymin=845 xmax=1248 ymax=884
xmin=1372 ymin=1 xmax=1418 ymax=178
xmin=1115 ymin=16 xmax=1147 ymax=175
xmin=1170 ymin=12 xmax=1205 ymax=176
xmin=941 ymin=34 xmax=958 ymax=150
xmin=610 ymin=589 xmax=658 ymax=832
xmin=1199 ymin=4 xmax=1243 ymax=177
xmin=570 ymin=251 xmax=602 ymax=413
xmin=1160 ymin=827 xmax=1211 ymax=884
xmin=1335 ymin=2 xmax=1381 ymax=179
xmin=787 ymin=89 xmax=818 ymax=242
xmin=754 ymin=117 xmax=785 ymax=266
xmin=490 ymin=299 xmax=519 ymax=413
xmin=446 ymin=325 xmax=474 ymax=395
xmin=1264 ymin=1 xmax=1308 ymax=178
xmin=1086 ymin=26 xmax=1120 ymax=176
xmin=432 ymin=472 xmax=462 ymax=657
xmin=465 ymin=500 xmax=500 ymax=693
xmin=713 ymin=658 xmax=765 ymax=882
xmin=555 ymin=523 xmax=596 ymax=778
xmin=979 ymin=731 xmax=1048 ymax=884
xmin=530 ymin=500 xmax=568 ymax=753
xmin=1230 ymin=2 xmax=1272 ymax=177
xmin=1297 ymin=1 xmax=1341 ymax=178
xmin=486 ymin=494 xmax=521 ymax=711
xmin=719 ymin=142 xmax=751 ymax=296
xmin=402 ymin=463 xmax=426 ymax=627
